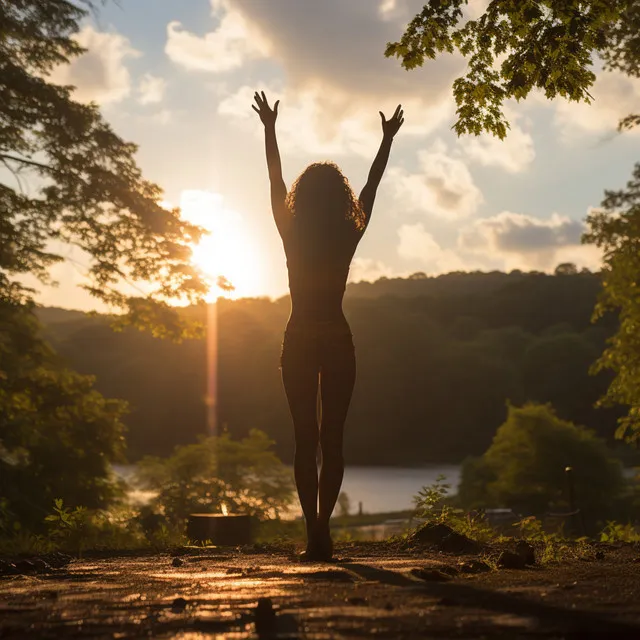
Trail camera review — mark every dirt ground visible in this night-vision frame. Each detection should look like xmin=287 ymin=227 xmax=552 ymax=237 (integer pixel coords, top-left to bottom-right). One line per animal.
xmin=2 ymin=542 xmax=640 ymax=639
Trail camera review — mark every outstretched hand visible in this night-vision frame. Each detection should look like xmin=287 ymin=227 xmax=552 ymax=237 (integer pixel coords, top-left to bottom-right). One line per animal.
xmin=252 ymin=91 xmax=279 ymax=127
xmin=380 ymin=104 xmax=404 ymax=140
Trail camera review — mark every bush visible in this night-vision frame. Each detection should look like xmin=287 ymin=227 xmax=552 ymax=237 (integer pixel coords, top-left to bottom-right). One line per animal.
xmin=136 ymin=429 xmax=295 ymax=526
xmin=458 ymin=403 xmax=625 ymax=525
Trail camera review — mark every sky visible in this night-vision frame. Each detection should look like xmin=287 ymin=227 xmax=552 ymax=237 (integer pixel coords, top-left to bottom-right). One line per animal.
xmin=31 ymin=0 xmax=640 ymax=310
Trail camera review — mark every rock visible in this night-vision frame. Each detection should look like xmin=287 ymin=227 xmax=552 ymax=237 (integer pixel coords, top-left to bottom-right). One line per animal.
xmin=171 ymin=597 xmax=188 ymax=612
xmin=255 ymin=597 xmax=277 ymax=636
xmin=410 ymin=522 xmax=481 ymax=555
xmin=15 ymin=560 xmax=37 ymax=574
xmin=410 ymin=568 xmax=452 ymax=582
xmin=457 ymin=560 xmax=492 ymax=574
xmin=595 ymin=550 xmax=605 ymax=560
xmin=32 ymin=559 xmax=52 ymax=573
xmin=497 ymin=551 xmax=527 ymax=570
xmin=171 ymin=557 xmax=184 ymax=568
xmin=515 ymin=541 xmax=536 ymax=566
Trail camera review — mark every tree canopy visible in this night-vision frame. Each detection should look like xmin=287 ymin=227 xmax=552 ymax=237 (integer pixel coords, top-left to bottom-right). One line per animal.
xmin=458 ymin=403 xmax=624 ymax=522
xmin=1 ymin=0 xmax=208 ymax=336
xmin=386 ymin=0 xmax=640 ymax=138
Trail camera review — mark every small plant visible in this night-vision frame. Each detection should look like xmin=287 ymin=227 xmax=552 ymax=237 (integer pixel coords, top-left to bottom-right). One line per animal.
xmin=600 ymin=521 xmax=640 ymax=543
xmin=414 ymin=476 xmax=498 ymax=543
xmin=44 ymin=499 xmax=91 ymax=556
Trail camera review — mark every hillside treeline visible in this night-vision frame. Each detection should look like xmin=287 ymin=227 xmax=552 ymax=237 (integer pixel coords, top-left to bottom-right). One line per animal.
xmin=38 ymin=269 xmax=624 ymax=465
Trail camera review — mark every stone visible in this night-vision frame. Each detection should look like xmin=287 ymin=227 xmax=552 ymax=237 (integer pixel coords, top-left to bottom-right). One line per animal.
xmin=515 ymin=541 xmax=536 ymax=566
xmin=410 ymin=568 xmax=452 ymax=582
xmin=497 ymin=551 xmax=527 ymax=570
xmin=255 ymin=597 xmax=277 ymax=636
xmin=410 ymin=522 xmax=481 ymax=555
xmin=15 ymin=560 xmax=36 ymax=574
xmin=171 ymin=557 xmax=184 ymax=567
xmin=171 ymin=597 xmax=188 ymax=611
xmin=457 ymin=560 xmax=492 ymax=574
xmin=595 ymin=550 xmax=605 ymax=560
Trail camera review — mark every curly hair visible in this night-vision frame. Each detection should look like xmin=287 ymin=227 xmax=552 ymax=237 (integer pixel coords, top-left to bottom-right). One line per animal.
xmin=285 ymin=161 xmax=366 ymax=232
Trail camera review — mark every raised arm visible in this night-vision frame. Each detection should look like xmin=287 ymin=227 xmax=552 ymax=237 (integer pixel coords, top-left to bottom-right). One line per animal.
xmin=252 ymin=91 xmax=290 ymax=237
xmin=359 ymin=105 xmax=404 ymax=229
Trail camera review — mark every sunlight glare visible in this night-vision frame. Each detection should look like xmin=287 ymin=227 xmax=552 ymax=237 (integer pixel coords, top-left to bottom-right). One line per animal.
xmin=179 ymin=190 xmax=264 ymax=300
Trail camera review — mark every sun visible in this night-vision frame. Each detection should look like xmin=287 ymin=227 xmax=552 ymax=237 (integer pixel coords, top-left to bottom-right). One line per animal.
xmin=177 ymin=190 xmax=265 ymax=301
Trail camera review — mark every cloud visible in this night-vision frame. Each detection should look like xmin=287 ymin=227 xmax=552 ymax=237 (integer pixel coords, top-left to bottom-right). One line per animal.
xmin=398 ymin=223 xmax=467 ymax=272
xmin=219 ymin=85 xmax=383 ymax=158
xmin=555 ymin=69 xmax=640 ymax=139
xmin=459 ymin=114 xmax=535 ymax=173
xmin=165 ymin=11 xmax=270 ymax=73
xmin=49 ymin=26 xmax=140 ymax=104
xmin=458 ymin=211 xmax=600 ymax=271
xmin=348 ymin=257 xmax=398 ymax=283
xmin=199 ymin=0 xmax=463 ymax=152
xmin=388 ymin=140 xmax=483 ymax=218
xmin=138 ymin=73 xmax=167 ymax=105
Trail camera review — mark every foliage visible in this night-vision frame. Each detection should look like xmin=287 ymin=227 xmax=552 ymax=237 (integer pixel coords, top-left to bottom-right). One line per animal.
xmin=387 ymin=0 xmax=640 ymax=138
xmin=414 ymin=475 xmax=497 ymax=543
xmin=584 ymin=164 xmax=640 ymax=441
xmin=136 ymin=429 xmax=295 ymax=525
xmin=0 ymin=0 xmax=208 ymax=336
xmin=458 ymin=403 xmax=625 ymax=521
xmin=0 ymin=301 xmax=127 ymax=531
xmin=600 ymin=520 xmax=640 ymax=543
xmin=514 ymin=515 xmax=591 ymax=564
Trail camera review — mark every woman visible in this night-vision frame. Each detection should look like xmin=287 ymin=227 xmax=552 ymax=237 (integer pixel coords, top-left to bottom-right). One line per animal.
xmin=252 ymin=91 xmax=404 ymax=560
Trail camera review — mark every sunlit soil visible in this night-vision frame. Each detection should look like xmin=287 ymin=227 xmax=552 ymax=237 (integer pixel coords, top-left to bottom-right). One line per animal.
xmin=2 ymin=544 xmax=640 ymax=638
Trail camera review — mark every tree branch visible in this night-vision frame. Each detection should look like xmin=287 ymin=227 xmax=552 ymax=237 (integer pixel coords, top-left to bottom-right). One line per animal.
xmin=0 ymin=154 xmax=52 ymax=172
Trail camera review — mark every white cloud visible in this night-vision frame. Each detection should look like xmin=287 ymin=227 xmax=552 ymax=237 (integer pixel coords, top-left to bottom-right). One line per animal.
xmin=49 ymin=26 xmax=140 ymax=104
xmin=200 ymin=0 xmax=462 ymax=153
xmin=555 ymin=69 xmax=640 ymax=139
xmin=165 ymin=10 xmax=270 ymax=73
xmin=458 ymin=211 xmax=601 ymax=271
xmin=138 ymin=73 xmax=167 ymax=105
xmin=388 ymin=140 xmax=483 ymax=218
xmin=459 ymin=114 xmax=535 ymax=173
xmin=348 ymin=257 xmax=397 ymax=283
xmin=398 ymin=223 xmax=467 ymax=272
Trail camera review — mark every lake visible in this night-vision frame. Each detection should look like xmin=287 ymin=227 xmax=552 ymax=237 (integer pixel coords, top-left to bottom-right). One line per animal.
xmin=115 ymin=464 xmax=462 ymax=516
xmin=337 ymin=465 xmax=461 ymax=514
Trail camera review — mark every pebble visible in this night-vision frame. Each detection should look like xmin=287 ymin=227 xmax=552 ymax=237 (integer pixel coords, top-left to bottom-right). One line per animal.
xmin=171 ymin=597 xmax=188 ymax=611
xmin=171 ymin=557 xmax=184 ymax=568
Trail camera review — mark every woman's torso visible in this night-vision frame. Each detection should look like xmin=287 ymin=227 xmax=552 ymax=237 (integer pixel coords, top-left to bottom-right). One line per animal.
xmin=282 ymin=220 xmax=361 ymax=329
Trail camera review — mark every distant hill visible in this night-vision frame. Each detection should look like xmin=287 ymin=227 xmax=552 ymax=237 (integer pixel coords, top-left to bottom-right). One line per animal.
xmin=34 ymin=269 xmax=622 ymax=464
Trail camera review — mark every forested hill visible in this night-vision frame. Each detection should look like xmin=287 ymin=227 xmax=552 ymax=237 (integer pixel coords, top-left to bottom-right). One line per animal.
xmin=37 ymin=269 xmax=622 ymax=465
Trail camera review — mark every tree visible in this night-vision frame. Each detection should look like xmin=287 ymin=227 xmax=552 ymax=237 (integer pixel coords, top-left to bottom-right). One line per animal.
xmin=584 ymin=166 xmax=640 ymax=441
xmin=136 ymin=430 xmax=295 ymax=525
xmin=388 ymin=1 xmax=640 ymax=440
xmin=458 ymin=403 xmax=624 ymax=522
xmin=0 ymin=300 xmax=127 ymax=530
xmin=1 ymin=0 xmax=208 ymax=336
xmin=386 ymin=1 xmax=639 ymax=138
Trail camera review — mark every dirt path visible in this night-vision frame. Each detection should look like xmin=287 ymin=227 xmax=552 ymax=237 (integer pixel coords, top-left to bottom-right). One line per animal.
xmin=2 ymin=543 xmax=640 ymax=638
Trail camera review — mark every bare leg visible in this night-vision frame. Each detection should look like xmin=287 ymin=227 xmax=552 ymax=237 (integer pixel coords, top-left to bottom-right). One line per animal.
xmin=317 ymin=343 xmax=356 ymax=556
xmin=281 ymin=357 xmax=320 ymax=547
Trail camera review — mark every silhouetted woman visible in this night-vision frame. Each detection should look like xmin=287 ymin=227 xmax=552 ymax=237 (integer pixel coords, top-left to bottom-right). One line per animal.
xmin=253 ymin=91 xmax=404 ymax=560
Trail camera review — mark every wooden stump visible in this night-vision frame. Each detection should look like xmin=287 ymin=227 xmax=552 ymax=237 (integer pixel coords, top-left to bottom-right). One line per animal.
xmin=186 ymin=514 xmax=253 ymax=546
